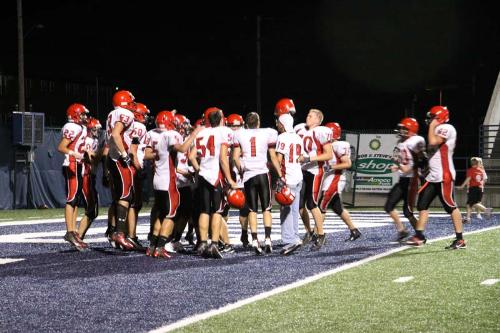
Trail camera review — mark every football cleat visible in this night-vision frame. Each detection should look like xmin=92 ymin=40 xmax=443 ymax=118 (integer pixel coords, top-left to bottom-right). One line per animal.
xmin=73 ymin=232 xmax=88 ymax=249
xmin=280 ymin=242 xmax=302 ymax=256
xmin=396 ymin=230 xmax=409 ymax=242
xmin=111 ymin=232 xmax=135 ymax=251
xmin=311 ymin=234 xmax=326 ymax=251
xmin=126 ymin=236 xmax=146 ymax=252
xmin=264 ymin=238 xmax=273 ymax=254
xmin=462 ymin=217 xmax=471 ymax=224
xmin=146 ymin=245 xmax=155 ymax=257
xmin=222 ymin=244 xmax=235 ymax=254
xmin=164 ymin=242 xmax=176 ymax=254
xmin=301 ymin=232 xmax=313 ymax=246
xmin=346 ymin=228 xmax=361 ymax=242
xmin=105 ymin=227 xmax=119 ymax=249
xmin=445 ymin=239 xmax=467 ymax=250
xmin=207 ymin=243 xmax=223 ymax=259
xmin=252 ymin=239 xmax=263 ymax=256
xmin=405 ymin=235 xmax=427 ymax=247
xmin=153 ymin=247 xmax=173 ymax=259
xmin=173 ymin=241 xmax=187 ymax=254
xmin=63 ymin=232 xmax=86 ymax=252
xmin=197 ymin=242 xmax=209 ymax=257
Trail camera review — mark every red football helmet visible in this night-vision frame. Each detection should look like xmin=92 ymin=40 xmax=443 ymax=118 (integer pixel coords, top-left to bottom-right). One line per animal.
xmin=426 ymin=106 xmax=449 ymax=125
xmin=397 ymin=117 xmax=419 ymax=137
xmin=325 ymin=122 xmax=341 ymax=140
xmin=66 ymin=103 xmax=89 ymax=124
xmin=203 ymin=107 xmax=223 ymax=127
xmin=175 ymin=114 xmax=191 ymax=134
xmin=226 ymin=114 xmax=244 ymax=127
xmin=227 ymin=189 xmax=246 ymax=209
xmin=86 ymin=117 xmax=102 ymax=137
xmin=112 ymin=90 xmax=137 ymax=111
xmin=275 ymin=185 xmax=295 ymax=206
xmin=274 ymin=98 xmax=296 ymax=117
xmin=156 ymin=110 xmax=177 ymax=130
xmin=135 ymin=103 xmax=151 ymax=124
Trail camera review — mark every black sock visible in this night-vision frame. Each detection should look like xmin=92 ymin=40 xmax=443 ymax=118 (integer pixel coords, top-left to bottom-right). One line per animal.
xmin=456 ymin=232 xmax=463 ymax=240
xmin=115 ymin=204 xmax=128 ymax=234
xmin=264 ymin=227 xmax=272 ymax=239
xmin=241 ymin=229 xmax=248 ymax=237
xmin=157 ymin=236 xmax=168 ymax=248
xmin=165 ymin=235 xmax=174 ymax=243
xmin=150 ymin=235 xmax=159 ymax=247
xmin=251 ymin=232 xmax=258 ymax=241
xmin=415 ymin=230 xmax=425 ymax=240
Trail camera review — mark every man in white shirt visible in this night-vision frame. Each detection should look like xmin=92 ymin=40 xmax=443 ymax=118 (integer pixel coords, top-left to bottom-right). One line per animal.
xmin=232 ymin=112 xmax=281 ymax=255
xmin=275 ymin=114 xmax=303 ymax=255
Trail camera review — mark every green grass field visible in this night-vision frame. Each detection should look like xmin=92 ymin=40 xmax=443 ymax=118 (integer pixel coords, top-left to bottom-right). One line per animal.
xmin=176 ymin=228 xmax=500 ymax=333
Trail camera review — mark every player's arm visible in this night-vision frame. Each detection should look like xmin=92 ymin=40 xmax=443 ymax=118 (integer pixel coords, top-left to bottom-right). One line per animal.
xmin=311 ymin=142 xmax=333 ymax=162
xmin=110 ymin=121 xmax=128 ymax=158
xmin=232 ymin=146 xmax=242 ymax=173
xmin=173 ymin=126 xmax=202 ymax=153
xmin=221 ymin=144 xmax=237 ymax=189
xmin=427 ymin=119 xmax=445 ymax=146
xmin=143 ymin=147 xmax=157 ymax=160
xmin=57 ymin=137 xmax=83 ymax=159
xmin=188 ymin=145 xmax=200 ymax=172
xmin=129 ymin=141 xmax=142 ymax=170
xmin=332 ymin=155 xmax=352 ymax=171
xmin=268 ymin=147 xmax=283 ymax=178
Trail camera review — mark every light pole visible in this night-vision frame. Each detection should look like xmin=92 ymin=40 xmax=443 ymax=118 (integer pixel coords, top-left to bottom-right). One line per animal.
xmin=17 ymin=0 xmax=25 ymax=114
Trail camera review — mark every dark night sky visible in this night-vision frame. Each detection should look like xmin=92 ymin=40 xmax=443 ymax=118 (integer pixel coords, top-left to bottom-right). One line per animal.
xmin=1 ymin=0 xmax=499 ymax=154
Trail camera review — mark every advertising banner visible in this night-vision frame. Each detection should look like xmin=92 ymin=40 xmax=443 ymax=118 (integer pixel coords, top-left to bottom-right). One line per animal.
xmin=352 ymin=134 xmax=399 ymax=193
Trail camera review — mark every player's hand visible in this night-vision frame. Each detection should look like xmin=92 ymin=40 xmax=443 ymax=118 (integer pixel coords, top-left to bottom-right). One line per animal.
xmin=120 ymin=153 xmax=132 ymax=166
xmin=229 ymin=180 xmax=238 ymax=189
xmin=277 ymin=177 xmax=286 ymax=190
xmin=299 ymin=155 xmax=310 ymax=164
xmin=390 ymin=165 xmax=399 ymax=172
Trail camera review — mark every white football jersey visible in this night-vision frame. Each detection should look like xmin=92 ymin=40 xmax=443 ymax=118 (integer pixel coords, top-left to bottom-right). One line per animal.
xmin=130 ymin=121 xmax=148 ymax=168
xmin=106 ymin=107 xmax=135 ymax=161
xmin=426 ymin=123 xmax=457 ymax=182
xmin=176 ymin=150 xmax=194 ymax=188
xmin=321 ymin=140 xmax=350 ymax=193
xmin=393 ymin=135 xmax=425 ymax=178
xmin=61 ymin=122 xmax=87 ymax=166
xmin=294 ymin=123 xmax=307 ymax=138
xmin=195 ymin=126 xmax=230 ymax=186
xmin=233 ymin=127 xmax=278 ymax=183
xmin=300 ymin=125 xmax=332 ymax=175
xmin=276 ymin=132 xmax=303 ymax=186
xmin=153 ymin=130 xmax=183 ymax=191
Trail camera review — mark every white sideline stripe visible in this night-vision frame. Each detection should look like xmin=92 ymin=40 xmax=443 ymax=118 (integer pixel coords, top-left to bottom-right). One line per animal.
xmin=149 ymin=225 xmax=500 ymax=333
xmin=0 ymin=258 xmax=25 ymax=265
xmin=393 ymin=276 xmax=414 ymax=283
xmin=480 ymin=279 xmax=499 ymax=286
xmin=0 ymin=212 xmax=151 ymax=227
xmin=0 ymin=218 xmax=13 ymax=221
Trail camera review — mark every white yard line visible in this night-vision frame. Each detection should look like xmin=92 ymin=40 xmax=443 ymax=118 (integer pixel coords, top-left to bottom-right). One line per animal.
xmin=480 ymin=279 xmax=499 ymax=286
xmin=393 ymin=276 xmax=414 ymax=283
xmin=0 ymin=258 xmax=25 ymax=265
xmin=150 ymin=225 xmax=500 ymax=333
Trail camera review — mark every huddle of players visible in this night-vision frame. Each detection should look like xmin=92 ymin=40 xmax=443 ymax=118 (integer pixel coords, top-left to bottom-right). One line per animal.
xmin=57 ymin=91 xmax=363 ymax=257
xmin=58 ymin=88 xmax=466 ymax=256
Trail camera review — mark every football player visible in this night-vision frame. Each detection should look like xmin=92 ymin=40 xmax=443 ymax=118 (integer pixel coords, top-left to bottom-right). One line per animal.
xmin=385 ymin=117 xmax=425 ymax=241
xmin=189 ymin=107 xmax=237 ymax=259
xmin=275 ymin=113 xmax=304 ymax=255
xmin=77 ymin=117 xmax=103 ymax=240
xmin=125 ymin=102 xmax=150 ymax=250
xmin=147 ymin=111 xmax=201 ymax=258
xmin=298 ymin=109 xmax=333 ymax=250
xmin=57 ymin=103 xmax=90 ymax=251
xmin=406 ymin=106 xmax=466 ymax=249
xmin=232 ymin=112 xmax=281 ymax=255
xmin=319 ymin=122 xmax=361 ymax=241
xmin=105 ymin=90 xmax=140 ymax=250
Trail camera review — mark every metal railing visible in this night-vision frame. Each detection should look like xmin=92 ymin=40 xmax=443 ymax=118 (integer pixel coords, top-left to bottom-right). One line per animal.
xmin=479 ymin=124 xmax=500 ymax=158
